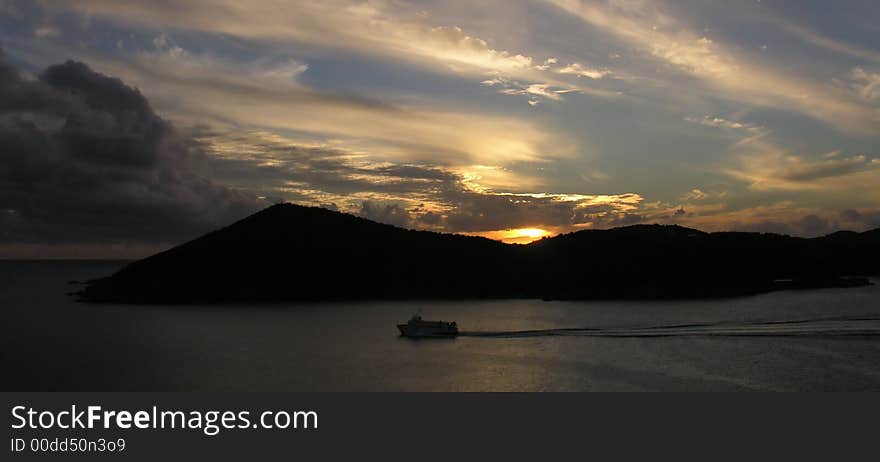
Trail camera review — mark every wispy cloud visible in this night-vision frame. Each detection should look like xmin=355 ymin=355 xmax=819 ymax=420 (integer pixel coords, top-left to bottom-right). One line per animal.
xmin=849 ymin=67 xmax=880 ymax=102
xmin=725 ymin=144 xmax=880 ymax=196
xmin=63 ymin=0 xmax=615 ymax=105
xmin=680 ymin=189 xmax=709 ymax=201
xmin=686 ymin=115 xmax=763 ymax=132
xmin=193 ymin=127 xmax=644 ymax=236
xmin=773 ymin=18 xmax=880 ymax=64
xmin=83 ymin=41 xmax=572 ymax=170
xmin=544 ymin=0 xmax=879 ymax=134
xmin=3 ymin=0 xmax=880 ymax=257
xmin=556 ymin=62 xmax=610 ymax=79
xmin=33 ymin=25 xmax=58 ymax=38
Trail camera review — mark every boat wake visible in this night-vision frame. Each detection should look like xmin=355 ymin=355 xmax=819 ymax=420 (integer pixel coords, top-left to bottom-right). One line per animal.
xmin=459 ymin=315 xmax=880 ymax=338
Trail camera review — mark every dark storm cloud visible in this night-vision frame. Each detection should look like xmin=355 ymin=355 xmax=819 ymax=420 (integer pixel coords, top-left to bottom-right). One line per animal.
xmin=778 ymin=156 xmax=880 ymax=183
xmin=0 ymin=50 xmax=262 ymax=245
xmin=724 ymin=210 xmax=880 ymax=237
xmin=195 ymin=128 xmax=647 ymax=234
xmin=293 ymin=160 xmax=453 ymax=196
xmin=840 ymin=209 xmax=880 ymax=229
xmin=198 ymin=133 xmax=458 ymax=199
xmin=358 ymin=201 xmax=411 ymax=228
xmin=441 ymin=191 xmax=575 ymax=232
xmin=797 ymin=214 xmax=831 ymax=236
xmin=438 ymin=189 xmax=645 ymax=233
xmin=736 ymin=214 xmax=832 ymax=237
xmin=734 ymin=218 xmax=834 ymax=237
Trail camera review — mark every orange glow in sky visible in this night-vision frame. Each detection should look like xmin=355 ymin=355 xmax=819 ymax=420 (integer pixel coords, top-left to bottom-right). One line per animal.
xmin=472 ymin=227 xmax=553 ymax=244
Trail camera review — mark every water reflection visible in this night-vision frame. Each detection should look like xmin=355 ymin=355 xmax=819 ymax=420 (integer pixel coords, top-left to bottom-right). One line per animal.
xmin=3 ymin=261 xmax=880 ymax=391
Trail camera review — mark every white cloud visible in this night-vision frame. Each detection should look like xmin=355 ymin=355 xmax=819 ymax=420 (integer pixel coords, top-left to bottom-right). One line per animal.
xmin=556 ymin=62 xmax=610 ymax=79
xmin=33 ymin=25 xmax=59 ymax=38
xmin=681 ymin=189 xmax=709 ymax=201
xmin=850 ymin=67 xmax=880 ymax=102
xmin=483 ymin=76 xmax=608 ymax=104
xmin=686 ymin=115 xmax=762 ymax=132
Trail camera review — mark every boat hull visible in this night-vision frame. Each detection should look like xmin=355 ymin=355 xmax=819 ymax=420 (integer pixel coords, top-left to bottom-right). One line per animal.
xmin=397 ymin=323 xmax=458 ymax=338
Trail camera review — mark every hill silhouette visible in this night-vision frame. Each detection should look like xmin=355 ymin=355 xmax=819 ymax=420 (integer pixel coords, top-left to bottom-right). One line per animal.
xmin=78 ymin=203 xmax=879 ymax=303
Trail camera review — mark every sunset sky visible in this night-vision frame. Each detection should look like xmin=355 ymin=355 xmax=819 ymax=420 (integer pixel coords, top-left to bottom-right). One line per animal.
xmin=2 ymin=0 xmax=880 ymax=257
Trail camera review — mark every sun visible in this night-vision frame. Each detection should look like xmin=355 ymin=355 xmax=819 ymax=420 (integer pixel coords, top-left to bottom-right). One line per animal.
xmin=500 ymin=228 xmax=552 ymax=244
xmin=470 ymin=227 xmax=552 ymax=244
xmin=510 ymin=228 xmax=549 ymax=239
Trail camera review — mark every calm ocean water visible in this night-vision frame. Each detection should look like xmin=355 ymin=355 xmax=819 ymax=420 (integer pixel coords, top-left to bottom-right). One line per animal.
xmin=3 ymin=260 xmax=880 ymax=391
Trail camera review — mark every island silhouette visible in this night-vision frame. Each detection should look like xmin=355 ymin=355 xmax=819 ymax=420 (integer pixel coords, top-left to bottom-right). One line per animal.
xmin=78 ymin=203 xmax=878 ymax=303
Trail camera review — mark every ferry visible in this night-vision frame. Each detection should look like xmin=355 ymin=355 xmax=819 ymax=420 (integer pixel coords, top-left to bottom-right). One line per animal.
xmin=397 ymin=315 xmax=458 ymax=338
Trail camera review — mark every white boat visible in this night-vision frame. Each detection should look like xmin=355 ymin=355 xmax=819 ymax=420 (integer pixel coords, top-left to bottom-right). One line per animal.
xmin=397 ymin=315 xmax=458 ymax=338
